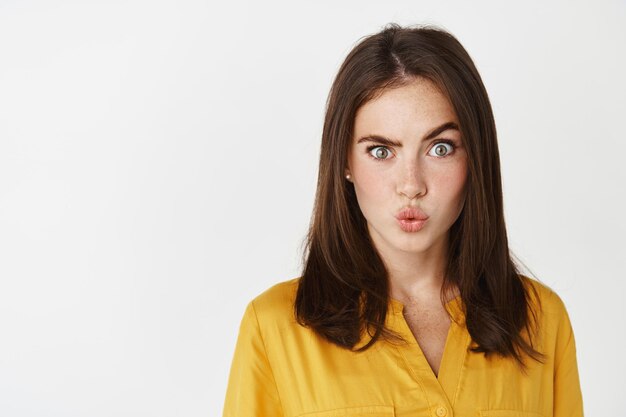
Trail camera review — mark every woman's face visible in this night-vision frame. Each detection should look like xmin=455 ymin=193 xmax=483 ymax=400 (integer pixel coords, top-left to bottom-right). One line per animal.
xmin=346 ymin=77 xmax=468 ymax=256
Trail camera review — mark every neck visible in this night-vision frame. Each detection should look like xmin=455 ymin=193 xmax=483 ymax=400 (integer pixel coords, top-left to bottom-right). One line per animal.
xmin=370 ymin=227 xmax=457 ymax=304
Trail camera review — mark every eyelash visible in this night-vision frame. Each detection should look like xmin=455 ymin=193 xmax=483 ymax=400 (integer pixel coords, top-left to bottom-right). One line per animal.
xmin=365 ymin=140 xmax=458 ymax=162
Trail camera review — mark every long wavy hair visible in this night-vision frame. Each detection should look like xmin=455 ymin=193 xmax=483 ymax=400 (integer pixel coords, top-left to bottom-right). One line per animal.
xmin=294 ymin=23 xmax=546 ymax=371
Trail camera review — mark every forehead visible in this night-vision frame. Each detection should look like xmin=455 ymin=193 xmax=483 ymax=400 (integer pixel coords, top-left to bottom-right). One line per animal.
xmin=354 ymin=78 xmax=458 ymax=137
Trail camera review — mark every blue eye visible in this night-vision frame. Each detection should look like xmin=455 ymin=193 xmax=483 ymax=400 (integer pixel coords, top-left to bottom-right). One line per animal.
xmin=366 ymin=146 xmax=392 ymax=161
xmin=365 ymin=140 xmax=457 ymax=162
xmin=428 ymin=140 xmax=456 ymax=157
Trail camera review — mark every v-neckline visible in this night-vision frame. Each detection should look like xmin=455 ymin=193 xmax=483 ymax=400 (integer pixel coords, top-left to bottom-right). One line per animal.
xmin=387 ymin=295 xmax=470 ymax=405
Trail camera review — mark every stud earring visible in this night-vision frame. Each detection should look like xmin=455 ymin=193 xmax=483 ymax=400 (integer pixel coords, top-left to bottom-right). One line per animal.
xmin=345 ymin=174 xmax=351 ymax=180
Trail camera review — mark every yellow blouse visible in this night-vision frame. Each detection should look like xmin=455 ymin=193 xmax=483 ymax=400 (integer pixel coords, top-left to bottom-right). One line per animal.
xmin=223 ymin=275 xmax=583 ymax=417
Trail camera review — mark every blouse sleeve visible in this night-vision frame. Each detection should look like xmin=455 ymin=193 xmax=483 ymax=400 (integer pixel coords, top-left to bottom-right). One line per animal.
xmin=553 ymin=295 xmax=584 ymax=417
xmin=222 ymin=301 xmax=284 ymax=417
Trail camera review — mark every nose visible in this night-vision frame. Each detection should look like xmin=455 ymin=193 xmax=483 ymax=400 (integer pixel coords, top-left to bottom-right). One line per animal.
xmin=397 ymin=159 xmax=426 ymax=200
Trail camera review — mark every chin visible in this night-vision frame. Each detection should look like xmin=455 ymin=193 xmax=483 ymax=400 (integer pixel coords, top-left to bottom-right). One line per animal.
xmin=396 ymin=240 xmax=432 ymax=253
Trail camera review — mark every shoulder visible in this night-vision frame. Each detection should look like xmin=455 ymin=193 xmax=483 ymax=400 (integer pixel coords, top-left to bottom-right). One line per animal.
xmin=518 ymin=274 xmax=577 ymax=348
xmin=245 ymin=276 xmax=301 ymax=328
xmin=518 ymin=275 xmax=582 ymax=380
xmin=519 ymin=274 xmax=569 ymax=317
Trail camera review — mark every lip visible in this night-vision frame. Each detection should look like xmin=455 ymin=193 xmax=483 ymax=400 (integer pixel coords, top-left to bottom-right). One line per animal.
xmin=395 ymin=207 xmax=429 ymax=221
xmin=396 ymin=218 xmax=427 ymax=232
xmin=395 ymin=207 xmax=429 ymax=233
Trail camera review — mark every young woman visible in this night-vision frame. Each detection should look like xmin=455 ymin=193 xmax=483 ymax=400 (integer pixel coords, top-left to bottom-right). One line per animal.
xmin=223 ymin=23 xmax=584 ymax=417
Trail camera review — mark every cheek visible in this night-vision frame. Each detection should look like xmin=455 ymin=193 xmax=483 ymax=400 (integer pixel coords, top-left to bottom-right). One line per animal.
xmin=440 ymin=165 xmax=469 ymax=206
xmin=451 ymin=168 xmax=468 ymax=194
xmin=351 ymin=164 xmax=390 ymax=211
xmin=430 ymin=162 xmax=468 ymax=200
xmin=354 ymin=169 xmax=386 ymax=199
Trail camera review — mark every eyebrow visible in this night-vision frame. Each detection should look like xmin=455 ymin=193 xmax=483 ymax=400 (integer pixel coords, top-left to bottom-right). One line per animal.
xmin=356 ymin=121 xmax=460 ymax=147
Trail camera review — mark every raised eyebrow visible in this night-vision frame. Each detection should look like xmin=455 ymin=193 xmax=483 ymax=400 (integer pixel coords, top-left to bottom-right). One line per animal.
xmin=356 ymin=121 xmax=460 ymax=147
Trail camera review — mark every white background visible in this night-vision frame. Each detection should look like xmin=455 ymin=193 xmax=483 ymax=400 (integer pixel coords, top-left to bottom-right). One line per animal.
xmin=1 ymin=0 xmax=624 ymax=416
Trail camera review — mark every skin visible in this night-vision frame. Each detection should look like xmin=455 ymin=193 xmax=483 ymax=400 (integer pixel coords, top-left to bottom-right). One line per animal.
xmin=346 ymin=76 xmax=468 ymax=306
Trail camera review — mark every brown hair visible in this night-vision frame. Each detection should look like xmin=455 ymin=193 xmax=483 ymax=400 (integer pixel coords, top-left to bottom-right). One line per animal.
xmin=294 ymin=22 xmax=546 ymax=371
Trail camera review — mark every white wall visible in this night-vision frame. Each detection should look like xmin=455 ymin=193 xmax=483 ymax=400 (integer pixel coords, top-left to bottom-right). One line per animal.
xmin=0 ymin=0 xmax=624 ymax=416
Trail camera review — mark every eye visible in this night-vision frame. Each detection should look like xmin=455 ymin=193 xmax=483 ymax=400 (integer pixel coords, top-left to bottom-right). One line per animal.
xmin=428 ymin=140 xmax=457 ymax=157
xmin=366 ymin=145 xmax=393 ymax=161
